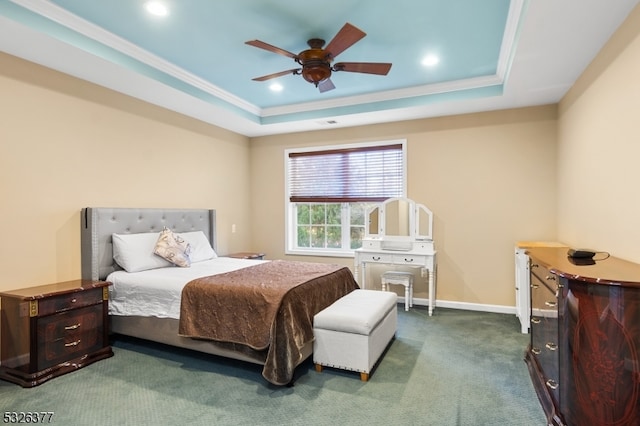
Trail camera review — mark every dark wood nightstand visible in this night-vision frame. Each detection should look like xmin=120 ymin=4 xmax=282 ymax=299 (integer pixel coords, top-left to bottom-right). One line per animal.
xmin=227 ymin=252 xmax=266 ymax=260
xmin=0 ymin=279 xmax=113 ymax=387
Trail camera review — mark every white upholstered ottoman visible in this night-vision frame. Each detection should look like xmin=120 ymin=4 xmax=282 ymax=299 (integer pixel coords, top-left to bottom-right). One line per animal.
xmin=313 ymin=289 xmax=397 ymax=381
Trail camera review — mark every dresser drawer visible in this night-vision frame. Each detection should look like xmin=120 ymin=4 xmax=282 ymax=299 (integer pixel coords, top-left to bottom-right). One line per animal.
xmin=37 ymin=287 xmax=104 ymax=316
xmin=529 ymin=259 xmax=560 ymax=404
xmin=530 ymin=263 xmax=558 ymax=293
xmin=531 ymin=279 xmax=558 ymax=319
xmin=36 ymin=304 xmax=104 ymax=370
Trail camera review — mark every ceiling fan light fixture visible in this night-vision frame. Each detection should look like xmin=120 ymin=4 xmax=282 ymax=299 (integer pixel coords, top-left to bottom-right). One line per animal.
xmin=301 ymin=64 xmax=332 ymax=85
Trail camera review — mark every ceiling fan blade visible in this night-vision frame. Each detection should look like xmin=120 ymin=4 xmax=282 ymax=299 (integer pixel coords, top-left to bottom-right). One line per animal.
xmin=333 ymin=62 xmax=392 ymax=75
xmin=318 ymin=78 xmax=336 ymax=93
xmin=252 ymin=68 xmax=301 ymax=82
xmin=245 ymin=40 xmax=298 ymax=59
xmin=324 ymin=23 xmax=366 ymax=59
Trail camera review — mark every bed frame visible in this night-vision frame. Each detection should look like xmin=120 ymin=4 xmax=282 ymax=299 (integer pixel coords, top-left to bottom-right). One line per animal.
xmin=80 ymin=207 xmax=313 ymax=367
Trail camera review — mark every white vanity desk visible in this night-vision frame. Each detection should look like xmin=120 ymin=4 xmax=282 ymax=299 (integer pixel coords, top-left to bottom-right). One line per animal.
xmin=354 ymin=197 xmax=437 ymax=316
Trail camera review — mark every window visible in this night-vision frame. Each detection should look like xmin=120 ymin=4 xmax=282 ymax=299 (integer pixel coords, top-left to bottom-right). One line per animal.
xmin=285 ymin=140 xmax=406 ymax=256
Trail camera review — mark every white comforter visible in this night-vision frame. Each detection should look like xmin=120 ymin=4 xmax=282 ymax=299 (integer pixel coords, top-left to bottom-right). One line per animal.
xmin=106 ymin=257 xmax=267 ymax=319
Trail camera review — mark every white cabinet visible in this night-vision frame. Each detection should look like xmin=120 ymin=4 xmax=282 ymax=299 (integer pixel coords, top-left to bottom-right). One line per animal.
xmin=515 ymin=246 xmax=531 ymax=334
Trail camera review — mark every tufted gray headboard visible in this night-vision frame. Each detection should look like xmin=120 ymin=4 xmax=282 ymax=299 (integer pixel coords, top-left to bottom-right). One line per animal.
xmin=81 ymin=207 xmax=216 ymax=281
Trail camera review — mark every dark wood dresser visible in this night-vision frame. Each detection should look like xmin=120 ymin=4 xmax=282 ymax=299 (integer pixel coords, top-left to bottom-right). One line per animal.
xmin=525 ymin=247 xmax=640 ymax=426
xmin=0 ymin=279 xmax=113 ymax=387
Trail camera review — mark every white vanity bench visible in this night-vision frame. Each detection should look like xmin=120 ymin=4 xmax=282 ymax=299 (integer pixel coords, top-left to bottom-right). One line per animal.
xmin=354 ymin=197 xmax=437 ymax=316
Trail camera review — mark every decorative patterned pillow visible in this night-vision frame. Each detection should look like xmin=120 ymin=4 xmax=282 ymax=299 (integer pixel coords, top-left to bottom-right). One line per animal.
xmin=154 ymin=227 xmax=192 ymax=267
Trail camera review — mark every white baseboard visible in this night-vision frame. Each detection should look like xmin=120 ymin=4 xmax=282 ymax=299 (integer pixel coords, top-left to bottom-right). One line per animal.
xmin=405 ymin=297 xmax=517 ymax=315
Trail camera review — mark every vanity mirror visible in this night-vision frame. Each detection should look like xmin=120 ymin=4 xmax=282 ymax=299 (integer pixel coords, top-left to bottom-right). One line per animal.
xmin=384 ymin=198 xmax=411 ymax=237
xmin=364 ymin=197 xmax=433 ymax=248
xmin=367 ymin=206 xmax=380 ymax=237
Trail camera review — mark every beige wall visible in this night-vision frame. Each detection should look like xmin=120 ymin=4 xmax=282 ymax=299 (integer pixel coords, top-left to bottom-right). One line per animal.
xmin=1 ymin=3 xmax=638 ymax=309
xmin=557 ymin=4 xmax=640 ymax=263
xmin=0 ymin=52 xmax=252 ymax=292
xmin=251 ymin=106 xmax=558 ymax=307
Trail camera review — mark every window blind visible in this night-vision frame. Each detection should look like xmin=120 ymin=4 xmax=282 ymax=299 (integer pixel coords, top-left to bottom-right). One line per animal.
xmin=288 ymin=143 xmax=404 ymax=202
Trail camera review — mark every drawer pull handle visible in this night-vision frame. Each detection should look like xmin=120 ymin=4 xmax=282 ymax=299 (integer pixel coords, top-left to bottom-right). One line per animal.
xmin=404 ymin=258 xmax=414 ymax=262
xmin=531 ymin=347 xmax=541 ymax=355
xmin=71 ymin=298 xmax=77 ymax=303
xmin=545 ymin=275 xmax=556 ymax=281
xmin=530 ymin=284 xmax=539 ymax=289
xmin=65 ymin=339 xmax=81 ymax=347
xmin=64 ymin=323 xmax=81 ymax=330
xmin=372 ymin=256 xmax=381 ymax=261
xmin=544 ymin=301 xmax=557 ymax=308
xmin=531 ymin=318 xmax=541 ymax=324
xmin=545 ymin=379 xmax=559 ymax=390
xmin=545 ymin=342 xmax=558 ymax=351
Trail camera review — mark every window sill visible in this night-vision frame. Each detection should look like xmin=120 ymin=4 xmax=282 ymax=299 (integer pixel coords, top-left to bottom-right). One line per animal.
xmin=285 ymin=249 xmax=355 ymax=258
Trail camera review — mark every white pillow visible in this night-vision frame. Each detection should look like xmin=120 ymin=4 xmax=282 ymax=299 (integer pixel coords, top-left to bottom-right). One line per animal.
xmin=112 ymin=232 xmax=172 ymax=273
xmin=154 ymin=227 xmax=191 ymax=267
xmin=178 ymin=231 xmax=217 ymax=263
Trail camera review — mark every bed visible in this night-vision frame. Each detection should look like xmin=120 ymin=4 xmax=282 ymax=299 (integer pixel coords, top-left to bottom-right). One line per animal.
xmin=80 ymin=207 xmax=359 ymax=385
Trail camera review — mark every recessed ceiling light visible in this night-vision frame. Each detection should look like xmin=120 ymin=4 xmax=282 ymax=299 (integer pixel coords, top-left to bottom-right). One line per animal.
xmin=269 ymin=83 xmax=283 ymax=92
xmin=145 ymin=1 xmax=168 ymax=17
xmin=421 ymin=54 xmax=440 ymax=67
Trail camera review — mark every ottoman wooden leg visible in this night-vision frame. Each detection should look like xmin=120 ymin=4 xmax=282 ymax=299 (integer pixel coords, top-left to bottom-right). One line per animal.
xmin=315 ymin=364 xmax=323 ymax=373
xmin=360 ymin=372 xmax=369 ymax=381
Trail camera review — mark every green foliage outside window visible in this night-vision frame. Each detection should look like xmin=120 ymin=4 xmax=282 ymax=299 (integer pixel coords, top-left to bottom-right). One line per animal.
xmin=295 ymin=202 xmax=369 ymax=251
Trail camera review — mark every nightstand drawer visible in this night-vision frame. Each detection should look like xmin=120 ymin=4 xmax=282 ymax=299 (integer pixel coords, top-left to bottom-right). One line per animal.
xmin=37 ymin=287 xmax=104 ymax=316
xmin=37 ymin=305 xmax=103 ymax=370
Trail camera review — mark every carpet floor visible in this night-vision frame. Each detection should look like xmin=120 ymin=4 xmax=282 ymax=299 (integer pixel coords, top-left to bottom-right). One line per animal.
xmin=1 ymin=307 xmax=546 ymax=425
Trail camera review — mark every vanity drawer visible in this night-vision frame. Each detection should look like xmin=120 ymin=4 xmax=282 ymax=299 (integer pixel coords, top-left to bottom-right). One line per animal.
xmin=361 ymin=253 xmax=394 ymax=263
xmin=361 ymin=239 xmax=382 ymax=250
xmin=392 ymin=254 xmax=427 ymax=265
xmin=37 ymin=287 xmax=104 ymax=316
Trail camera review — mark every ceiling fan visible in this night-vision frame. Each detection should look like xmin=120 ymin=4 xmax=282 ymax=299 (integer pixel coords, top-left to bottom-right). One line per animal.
xmin=245 ymin=23 xmax=392 ymax=93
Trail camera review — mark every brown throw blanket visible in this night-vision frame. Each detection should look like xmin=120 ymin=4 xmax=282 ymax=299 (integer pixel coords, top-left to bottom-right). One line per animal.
xmin=178 ymin=260 xmax=359 ymax=385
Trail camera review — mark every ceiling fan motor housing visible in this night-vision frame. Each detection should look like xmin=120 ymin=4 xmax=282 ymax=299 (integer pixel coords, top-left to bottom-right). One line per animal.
xmin=298 ymin=46 xmax=332 ymax=85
